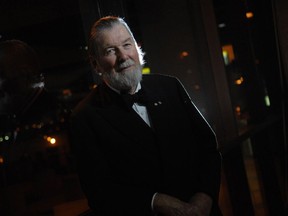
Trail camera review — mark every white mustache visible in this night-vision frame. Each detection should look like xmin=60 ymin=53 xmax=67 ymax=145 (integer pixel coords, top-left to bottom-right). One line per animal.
xmin=118 ymin=59 xmax=135 ymax=70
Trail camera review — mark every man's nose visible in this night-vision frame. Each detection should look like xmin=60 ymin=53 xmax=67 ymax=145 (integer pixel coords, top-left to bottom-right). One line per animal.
xmin=117 ymin=49 xmax=129 ymax=61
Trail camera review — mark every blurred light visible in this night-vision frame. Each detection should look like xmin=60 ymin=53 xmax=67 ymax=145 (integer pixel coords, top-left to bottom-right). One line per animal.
xmin=265 ymin=95 xmax=271 ymax=106
xmin=222 ymin=51 xmax=229 ymax=65
xmin=63 ymin=89 xmax=72 ymax=96
xmin=235 ymin=106 xmax=241 ymax=115
xmin=246 ymin=12 xmax=254 ymax=19
xmin=235 ymin=77 xmax=244 ymax=85
xmin=50 ymin=138 xmax=56 ymax=145
xmin=142 ymin=67 xmax=151 ymax=74
xmin=4 ymin=135 xmax=9 ymax=141
xmin=0 ymin=156 xmax=4 ymax=164
xmin=0 ymin=137 xmax=3 ymax=142
xmin=31 ymin=82 xmax=45 ymax=88
xmin=180 ymin=51 xmax=189 ymax=59
xmin=218 ymin=23 xmax=226 ymax=28
xmin=79 ymin=46 xmax=88 ymax=50
xmin=46 ymin=136 xmax=56 ymax=145
xmin=90 ymin=84 xmax=97 ymax=89
xmin=222 ymin=45 xmax=235 ymax=65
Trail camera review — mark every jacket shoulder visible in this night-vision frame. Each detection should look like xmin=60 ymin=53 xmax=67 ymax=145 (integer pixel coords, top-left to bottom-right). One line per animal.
xmin=142 ymin=73 xmax=181 ymax=86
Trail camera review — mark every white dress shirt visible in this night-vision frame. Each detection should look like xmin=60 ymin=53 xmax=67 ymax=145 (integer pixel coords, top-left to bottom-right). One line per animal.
xmin=106 ymin=82 xmax=151 ymax=127
xmin=132 ymin=83 xmax=151 ymax=127
xmin=105 ymin=82 xmax=155 ymax=209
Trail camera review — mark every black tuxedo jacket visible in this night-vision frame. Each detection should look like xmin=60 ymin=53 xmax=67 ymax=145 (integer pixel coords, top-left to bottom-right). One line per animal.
xmin=70 ymin=74 xmax=222 ymax=216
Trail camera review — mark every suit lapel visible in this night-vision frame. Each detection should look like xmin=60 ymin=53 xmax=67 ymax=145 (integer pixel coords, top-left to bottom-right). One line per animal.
xmin=141 ymin=79 xmax=174 ymax=138
xmin=89 ymin=80 xmax=175 ymax=145
xmin=90 ymin=83 xmax=155 ymax=144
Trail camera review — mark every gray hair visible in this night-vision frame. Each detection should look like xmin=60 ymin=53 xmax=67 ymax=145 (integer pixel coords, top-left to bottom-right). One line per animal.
xmin=88 ymin=16 xmax=145 ymax=68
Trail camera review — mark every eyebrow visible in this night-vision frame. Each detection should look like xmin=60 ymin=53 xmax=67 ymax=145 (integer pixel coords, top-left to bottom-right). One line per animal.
xmin=103 ymin=37 xmax=133 ymax=50
xmin=122 ymin=37 xmax=133 ymax=43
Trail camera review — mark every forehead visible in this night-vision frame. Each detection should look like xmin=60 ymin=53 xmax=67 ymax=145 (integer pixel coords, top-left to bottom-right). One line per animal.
xmin=97 ymin=24 xmax=132 ymax=47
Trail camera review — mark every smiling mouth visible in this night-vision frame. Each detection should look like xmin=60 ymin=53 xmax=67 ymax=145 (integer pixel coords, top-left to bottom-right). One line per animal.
xmin=117 ymin=60 xmax=135 ymax=72
xmin=118 ymin=65 xmax=133 ymax=72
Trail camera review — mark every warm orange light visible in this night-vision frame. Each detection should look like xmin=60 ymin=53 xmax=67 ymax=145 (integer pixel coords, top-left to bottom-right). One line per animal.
xmin=235 ymin=77 xmax=244 ymax=85
xmin=222 ymin=45 xmax=235 ymax=65
xmin=246 ymin=12 xmax=254 ymax=19
xmin=235 ymin=106 xmax=241 ymax=115
xmin=45 ymin=136 xmax=56 ymax=145
xmin=0 ymin=156 xmax=4 ymax=164
xmin=180 ymin=51 xmax=189 ymax=59
xmin=63 ymin=89 xmax=72 ymax=96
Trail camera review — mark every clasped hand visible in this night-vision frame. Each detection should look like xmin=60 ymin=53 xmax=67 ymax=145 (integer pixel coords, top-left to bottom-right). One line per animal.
xmin=153 ymin=193 xmax=212 ymax=216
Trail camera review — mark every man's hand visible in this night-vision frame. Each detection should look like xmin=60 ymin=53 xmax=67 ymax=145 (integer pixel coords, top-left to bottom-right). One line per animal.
xmin=152 ymin=193 xmax=212 ymax=216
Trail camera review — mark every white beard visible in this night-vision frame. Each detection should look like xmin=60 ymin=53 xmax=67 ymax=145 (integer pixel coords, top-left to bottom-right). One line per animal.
xmin=103 ymin=60 xmax=142 ymax=93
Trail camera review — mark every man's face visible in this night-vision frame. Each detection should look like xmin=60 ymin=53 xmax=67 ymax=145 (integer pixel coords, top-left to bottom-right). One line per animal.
xmin=94 ymin=24 xmax=142 ymax=93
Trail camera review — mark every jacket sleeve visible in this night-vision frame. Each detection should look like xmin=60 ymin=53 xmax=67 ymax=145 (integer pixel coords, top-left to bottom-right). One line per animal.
xmin=175 ymin=78 xmax=222 ymax=203
xmin=69 ymin=108 xmax=155 ymax=216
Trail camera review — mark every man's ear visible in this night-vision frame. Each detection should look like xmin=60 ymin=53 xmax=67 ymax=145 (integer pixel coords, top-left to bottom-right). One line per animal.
xmin=90 ymin=59 xmax=102 ymax=76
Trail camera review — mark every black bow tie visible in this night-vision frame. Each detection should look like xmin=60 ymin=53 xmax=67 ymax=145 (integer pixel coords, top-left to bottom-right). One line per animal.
xmin=121 ymin=88 xmax=149 ymax=108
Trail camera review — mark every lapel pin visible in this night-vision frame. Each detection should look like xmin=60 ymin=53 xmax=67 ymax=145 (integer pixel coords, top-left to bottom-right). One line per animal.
xmin=154 ymin=101 xmax=162 ymax=106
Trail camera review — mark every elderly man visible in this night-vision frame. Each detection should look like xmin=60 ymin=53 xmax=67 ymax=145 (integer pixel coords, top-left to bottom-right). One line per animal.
xmin=70 ymin=16 xmax=222 ymax=216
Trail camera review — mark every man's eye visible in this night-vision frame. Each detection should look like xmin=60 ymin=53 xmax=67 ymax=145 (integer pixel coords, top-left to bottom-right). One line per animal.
xmin=123 ymin=43 xmax=132 ymax=48
xmin=105 ymin=48 xmax=115 ymax=55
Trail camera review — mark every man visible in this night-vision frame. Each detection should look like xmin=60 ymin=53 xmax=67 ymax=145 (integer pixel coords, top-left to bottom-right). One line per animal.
xmin=69 ymin=16 xmax=222 ymax=216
